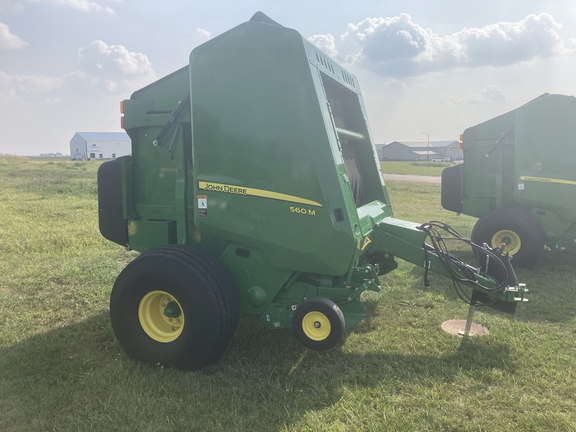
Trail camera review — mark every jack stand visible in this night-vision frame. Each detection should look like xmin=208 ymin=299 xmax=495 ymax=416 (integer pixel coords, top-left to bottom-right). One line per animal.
xmin=458 ymin=301 xmax=476 ymax=337
xmin=441 ymin=291 xmax=489 ymax=337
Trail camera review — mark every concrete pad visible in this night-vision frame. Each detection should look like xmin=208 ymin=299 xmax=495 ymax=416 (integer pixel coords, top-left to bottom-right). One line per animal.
xmin=441 ymin=319 xmax=489 ymax=336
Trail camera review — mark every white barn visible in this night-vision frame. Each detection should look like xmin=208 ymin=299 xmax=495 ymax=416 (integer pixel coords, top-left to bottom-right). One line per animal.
xmin=70 ymin=132 xmax=131 ymax=161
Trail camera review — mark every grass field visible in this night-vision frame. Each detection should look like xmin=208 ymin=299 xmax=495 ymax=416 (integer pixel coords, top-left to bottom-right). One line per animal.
xmin=1 ymin=156 xmax=575 ymax=431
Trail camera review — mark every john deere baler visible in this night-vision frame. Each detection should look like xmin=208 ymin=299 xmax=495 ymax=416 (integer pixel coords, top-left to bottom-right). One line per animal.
xmin=98 ymin=12 xmax=527 ymax=370
xmin=442 ymin=93 xmax=576 ymax=266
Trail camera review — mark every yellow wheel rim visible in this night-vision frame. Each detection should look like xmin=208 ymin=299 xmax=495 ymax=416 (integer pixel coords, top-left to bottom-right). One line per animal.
xmin=491 ymin=230 xmax=521 ymax=255
xmin=138 ymin=290 xmax=185 ymax=343
xmin=301 ymin=311 xmax=331 ymax=341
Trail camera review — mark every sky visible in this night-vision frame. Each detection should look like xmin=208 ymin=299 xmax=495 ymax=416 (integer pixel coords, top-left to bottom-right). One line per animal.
xmin=1 ymin=0 xmax=575 ymax=155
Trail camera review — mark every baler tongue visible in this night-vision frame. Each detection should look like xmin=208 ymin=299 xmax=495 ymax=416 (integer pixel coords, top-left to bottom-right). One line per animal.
xmin=370 ymin=218 xmax=528 ymax=313
xmin=473 ymin=245 xmax=527 ymax=315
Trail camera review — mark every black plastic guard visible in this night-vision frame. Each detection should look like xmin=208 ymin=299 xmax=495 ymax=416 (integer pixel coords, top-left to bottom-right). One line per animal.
xmin=441 ymin=164 xmax=463 ymax=213
xmin=97 ymin=159 xmax=127 ymax=246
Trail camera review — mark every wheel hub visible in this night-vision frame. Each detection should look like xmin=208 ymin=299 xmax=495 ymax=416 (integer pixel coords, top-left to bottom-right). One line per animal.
xmin=138 ymin=290 xmax=185 ymax=343
xmin=302 ymin=311 xmax=331 ymax=341
xmin=163 ymin=301 xmax=182 ymax=318
xmin=491 ymin=229 xmax=521 ymax=255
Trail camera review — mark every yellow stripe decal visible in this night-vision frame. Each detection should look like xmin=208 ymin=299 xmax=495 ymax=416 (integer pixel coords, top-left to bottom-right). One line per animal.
xmin=198 ymin=181 xmax=323 ymax=207
xmin=520 ymin=176 xmax=576 ymax=186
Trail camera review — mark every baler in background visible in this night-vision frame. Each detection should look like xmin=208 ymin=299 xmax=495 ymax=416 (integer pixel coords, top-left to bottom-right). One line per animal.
xmin=442 ymin=93 xmax=576 ymax=267
xmin=98 ymin=12 xmax=527 ymax=370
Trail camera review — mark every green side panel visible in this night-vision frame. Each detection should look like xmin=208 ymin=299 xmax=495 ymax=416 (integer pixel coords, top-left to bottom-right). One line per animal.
xmin=189 ymin=19 xmax=392 ymax=276
xmin=529 ymin=207 xmax=574 ymax=245
xmin=514 ymin=94 xmax=576 ymax=221
xmin=461 ymin=108 xmax=516 ymax=218
xmin=218 ymin=244 xmax=293 ymax=315
xmin=128 ymin=220 xmax=177 ymax=252
xmin=338 ymin=301 xmax=367 ymax=331
xmin=547 ymin=223 xmax=576 ymax=252
xmin=122 ymin=66 xmax=192 ymax=226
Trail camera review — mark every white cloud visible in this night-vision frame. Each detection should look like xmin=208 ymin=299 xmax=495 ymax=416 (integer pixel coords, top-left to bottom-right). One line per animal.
xmin=0 ymin=40 xmax=155 ymax=104
xmin=482 ymin=85 xmax=506 ymax=101
xmin=40 ymin=0 xmax=114 ymax=14
xmin=308 ymin=33 xmax=339 ymax=58
xmin=196 ymin=27 xmax=211 ymax=41
xmin=0 ymin=0 xmax=114 ymax=14
xmin=342 ymin=13 xmax=572 ymax=77
xmin=445 ymin=85 xmax=506 ymax=104
xmin=69 ymin=40 xmax=156 ymax=94
xmin=0 ymin=22 xmax=28 ymax=49
xmin=0 ymin=70 xmax=62 ymax=103
xmin=384 ymin=78 xmax=408 ymax=90
xmin=459 ymin=13 xmax=565 ymax=66
xmin=0 ymin=1 xmax=25 ymax=14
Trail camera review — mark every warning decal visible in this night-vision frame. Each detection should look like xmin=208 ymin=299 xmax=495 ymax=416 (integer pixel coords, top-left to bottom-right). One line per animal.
xmin=197 ymin=195 xmax=208 ymax=218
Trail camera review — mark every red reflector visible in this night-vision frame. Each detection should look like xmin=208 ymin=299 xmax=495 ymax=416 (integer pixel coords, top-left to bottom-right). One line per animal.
xmin=121 ymin=116 xmax=124 ymax=129
xmin=459 ymin=142 xmax=462 ymax=149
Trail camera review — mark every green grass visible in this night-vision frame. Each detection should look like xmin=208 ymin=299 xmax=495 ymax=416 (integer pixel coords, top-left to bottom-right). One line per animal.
xmin=1 ymin=156 xmax=575 ymax=431
xmin=381 ymin=161 xmax=456 ymax=176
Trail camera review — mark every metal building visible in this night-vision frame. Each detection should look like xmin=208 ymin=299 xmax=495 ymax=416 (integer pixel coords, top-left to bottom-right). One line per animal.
xmin=379 ymin=140 xmax=462 ymax=161
xmin=70 ymin=132 xmax=131 ymax=161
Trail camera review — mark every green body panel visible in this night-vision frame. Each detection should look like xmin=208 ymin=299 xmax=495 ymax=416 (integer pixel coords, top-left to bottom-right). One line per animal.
xmin=218 ymin=243 xmax=293 ymax=315
xmin=459 ymin=93 xmax=576 ymax=250
xmin=101 ymin=14 xmax=524 ymax=335
xmin=189 ymin=22 xmax=391 ymax=276
xmin=128 ymin=220 xmax=176 ymax=252
xmin=460 ymin=109 xmax=516 ymax=216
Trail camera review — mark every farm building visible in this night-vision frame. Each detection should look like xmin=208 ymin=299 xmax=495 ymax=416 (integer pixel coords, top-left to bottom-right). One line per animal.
xmin=379 ymin=140 xmax=462 ymax=161
xmin=70 ymin=132 xmax=131 ymax=161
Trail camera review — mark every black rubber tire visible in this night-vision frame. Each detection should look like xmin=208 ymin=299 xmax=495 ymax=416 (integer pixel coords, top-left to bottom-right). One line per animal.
xmin=292 ymin=297 xmax=345 ymax=351
xmin=110 ymin=245 xmax=240 ymax=370
xmin=471 ymin=208 xmax=545 ymax=268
